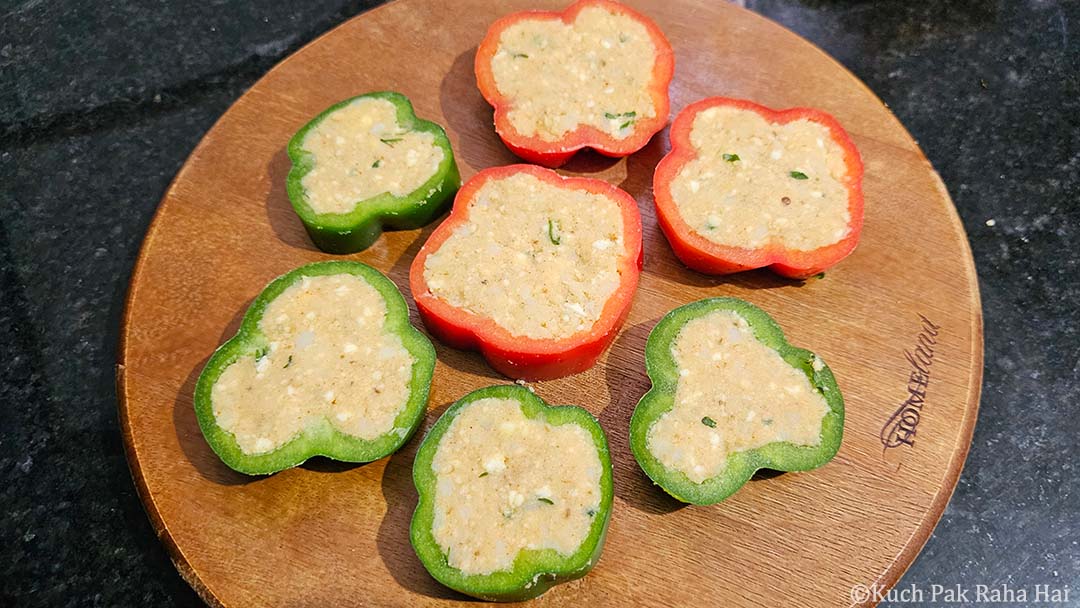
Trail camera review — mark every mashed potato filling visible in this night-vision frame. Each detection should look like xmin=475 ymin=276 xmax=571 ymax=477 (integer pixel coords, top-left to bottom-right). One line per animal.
xmin=490 ymin=5 xmax=657 ymax=142
xmin=422 ymin=172 xmax=625 ymax=340
xmin=431 ymin=397 xmax=602 ymax=575
xmin=646 ymin=310 xmax=829 ymax=483
xmin=670 ymin=106 xmax=852 ymax=251
xmin=299 ymin=97 xmax=444 ymax=215
xmin=212 ymin=274 xmax=415 ymax=455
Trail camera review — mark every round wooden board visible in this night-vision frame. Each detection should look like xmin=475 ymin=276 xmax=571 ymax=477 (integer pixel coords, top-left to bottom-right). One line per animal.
xmin=118 ymin=0 xmax=983 ymax=606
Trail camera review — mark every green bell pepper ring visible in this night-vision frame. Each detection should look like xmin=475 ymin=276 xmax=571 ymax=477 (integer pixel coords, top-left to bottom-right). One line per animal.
xmin=194 ymin=261 xmax=435 ymax=475
xmin=410 ymin=385 xmax=614 ymax=601
xmin=286 ymin=91 xmax=461 ymax=253
xmin=630 ymin=297 xmax=844 ymax=505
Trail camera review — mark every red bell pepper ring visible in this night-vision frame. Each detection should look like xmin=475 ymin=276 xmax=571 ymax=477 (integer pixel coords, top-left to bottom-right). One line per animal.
xmin=474 ymin=0 xmax=675 ymax=168
xmin=409 ymin=164 xmax=643 ymax=380
xmin=653 ymin=97 xmax=865 ymax=279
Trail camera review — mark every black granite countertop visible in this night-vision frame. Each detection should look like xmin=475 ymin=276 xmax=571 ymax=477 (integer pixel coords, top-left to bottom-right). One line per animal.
xmin=2 ymin=1 xmax=1077 ymax=606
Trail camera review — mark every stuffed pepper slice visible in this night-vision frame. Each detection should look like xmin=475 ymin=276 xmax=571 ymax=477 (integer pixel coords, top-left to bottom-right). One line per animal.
xmin=653 ymin=97 xmax=864 ymax=278
xmin=409 ymin=164 xmax=643 ymax=380
xmin=630 ymin=298 xmax=844 ymax=504
xmin=475 ymin=0 xmax=674 ymax=167
xmin=194 ymin=261 xmax=435 ymax=475
xmin=411 ymin=384 xmax=613 ymax=601
xmin=287 ymin=91 xmax=461 ymax=253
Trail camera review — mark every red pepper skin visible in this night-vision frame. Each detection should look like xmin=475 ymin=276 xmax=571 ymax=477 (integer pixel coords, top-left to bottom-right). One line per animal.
xmin=653 ymin=97 xmax=865 ymax=279
xmin=409 ymin=165 xmax=643 ymax=380
xmin=474 ymin=0 xmax=674 ymax=168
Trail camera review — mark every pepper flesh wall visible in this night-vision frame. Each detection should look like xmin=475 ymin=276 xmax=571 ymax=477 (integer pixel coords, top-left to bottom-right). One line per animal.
xmin=194 ymin=261 xmax=436 ymax=475
xmin=630 ymin=297 xmax=844 ymax=504
xmin=409 ymin=164 xmax=643 ymax=380
xmin=411 ymin=385 xmax=614 ymax=601
xmin=286 ymin=91 xmax=461 ymax=253
xmin=653 ymin=97 xmax=864 ymax=278
xmin=475 ymin=0 xmax=674 ymax=167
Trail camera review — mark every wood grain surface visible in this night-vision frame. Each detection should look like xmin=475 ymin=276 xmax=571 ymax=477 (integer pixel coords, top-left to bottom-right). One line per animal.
xmin=117 ymin=0 xmax=983 ymax=606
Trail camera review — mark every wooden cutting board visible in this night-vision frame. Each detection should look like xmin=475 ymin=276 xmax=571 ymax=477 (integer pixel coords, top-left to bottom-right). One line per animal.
xmin=117 ymin=0 xmax=983 ymax=605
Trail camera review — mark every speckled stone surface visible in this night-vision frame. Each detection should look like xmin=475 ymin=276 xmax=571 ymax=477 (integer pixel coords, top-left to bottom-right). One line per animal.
xmin=1 ymin=1 xmax=1076 ymax=606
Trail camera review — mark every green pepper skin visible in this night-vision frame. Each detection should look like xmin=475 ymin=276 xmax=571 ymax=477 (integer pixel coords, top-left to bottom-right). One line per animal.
xmin=410 ymin=385 xmax=613 ymax=601
xmin=286 ymin=91 xmax=461 ymax=254
xmin=630 ymin=297 xmax=844 ymax=505
xmin=194 ymin=261 xmax=435 ymax=475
